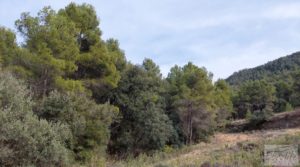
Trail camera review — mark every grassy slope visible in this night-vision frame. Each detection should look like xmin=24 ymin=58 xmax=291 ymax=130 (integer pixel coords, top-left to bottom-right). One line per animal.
xmin=107 ymin=110 xmax=300 ymax=167
xmin=108 ymin=128 xmax=300 ymax=167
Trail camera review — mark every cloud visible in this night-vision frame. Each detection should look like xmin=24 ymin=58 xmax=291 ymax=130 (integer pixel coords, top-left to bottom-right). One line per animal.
xmin=201 ymin=41 xmax=298 ymax=80
xmin=1 ymin=0 xmax=300 ymax=80
xmin=264 ymin=2 xmax=300 ymax=19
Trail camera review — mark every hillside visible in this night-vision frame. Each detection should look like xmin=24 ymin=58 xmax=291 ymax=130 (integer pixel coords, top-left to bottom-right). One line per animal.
xmin=2 ymin=2 xmax=300 ymax=167
xmin=227 ymin=108 xmax=300 ymax=132
xmin=226 ymin=51 xmax=300 ymax=86
xmin=107 ymin=110 xmax=300 ymax=166
xmin=109 ymin=127 xmax=300 ymax=167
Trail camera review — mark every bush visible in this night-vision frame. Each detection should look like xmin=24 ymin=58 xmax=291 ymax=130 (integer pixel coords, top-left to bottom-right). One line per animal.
xmin=285 ymin=103 xmax=293 ymax=112
xmin=233 ymin=80 xmax=275 ymax=119
xmin=38 ymin=90 xmax=118 ymax=162
xmin=246 ymin=109 xmax=273 ymax=129
xmin=0 ymin=72 xmax=72 ymax=167
xmin=108 ymin=64 xmax=175 ymax=156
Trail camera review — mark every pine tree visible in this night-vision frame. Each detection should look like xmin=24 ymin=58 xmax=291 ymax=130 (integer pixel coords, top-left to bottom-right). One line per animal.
xmin=108 ymin=60 xmax=174 ymax=155
xmin=166 ymin=62 xmax=215 ymax=144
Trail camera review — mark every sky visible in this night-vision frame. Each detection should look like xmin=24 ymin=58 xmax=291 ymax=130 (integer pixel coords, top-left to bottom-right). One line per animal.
xmin=1 ymin=0 xmax=300 ymax=80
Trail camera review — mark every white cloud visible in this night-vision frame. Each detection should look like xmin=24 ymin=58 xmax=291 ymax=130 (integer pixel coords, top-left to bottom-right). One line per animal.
xmin=2 ymin=0 xmax=300 ymax=80
xmin=264 ymin=2 xmax=300 ymax=19
xmin=201 ymin=41 xmax=298 ymax=80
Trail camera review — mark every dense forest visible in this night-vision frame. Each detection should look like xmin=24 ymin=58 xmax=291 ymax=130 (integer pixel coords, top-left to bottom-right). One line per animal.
xmin=226 ymin=51 xmax=300 ymax=86
xmin=227 ymin=52 xmax=300 ymax=116
xmin=0 ymin=3 xmax=233 ymax=166
xmin=0 ymin=2 xmax=300 ymax=167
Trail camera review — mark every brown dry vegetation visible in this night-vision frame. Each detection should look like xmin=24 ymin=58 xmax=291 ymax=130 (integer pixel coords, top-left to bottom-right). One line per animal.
xmin=108 ymin=127 xmax=300 ymax=167
xmin=108 ymin=110 xmax=300 ymax=167
xmin=159 ymin=128 xmax=300 ymax=166
xmin=262 ymin=108 xmax=300 ymax=129
xmin=227 ymin=108 xmax=300 ymax=132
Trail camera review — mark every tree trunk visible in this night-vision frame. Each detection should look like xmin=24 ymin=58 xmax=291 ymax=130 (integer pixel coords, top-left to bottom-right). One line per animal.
xmin=42 ymin=69 xmax=48 ymax=101
xmin=187 ymin=101 xmax=193 ymax=144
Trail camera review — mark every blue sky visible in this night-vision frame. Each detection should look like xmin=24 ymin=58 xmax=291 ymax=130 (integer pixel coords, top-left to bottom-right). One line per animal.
xmin=1 ymin=0 xmax=300 ymax=80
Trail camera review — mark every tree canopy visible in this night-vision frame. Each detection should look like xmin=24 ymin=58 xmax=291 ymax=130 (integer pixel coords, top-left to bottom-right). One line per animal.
xmin=1 ymin=2 xmax=300 ymax=166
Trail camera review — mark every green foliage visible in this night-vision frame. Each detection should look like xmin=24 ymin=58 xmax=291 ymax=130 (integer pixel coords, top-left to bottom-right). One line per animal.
xmin=285 ymin=102 xmax=293 ymax=112
xmin=246 ymin=109 xmax=273 ymax=128
xmin=274 ymin=81 xmax=293 ymax=112
xmin=59 ymin=3 xmax=122 ymax=100
xmin=0 ymin=27 xmax=18 ymax=66
xmin=14 ymin=7 xmax=81 ymax=96
xmin=105 ymin=39 xmax=126 ymax=72
xmin=4 ymin=3 xmax=124 ymax=100
xmin=2 ymin=2 xmax=293 ymax=166
xmin=38 ymin=90 xmax=118 ymax=162
xmin=108 ymin=61 xmax=175 ymax=155
xmin=58 ymin=3 xmax=100 ymax=52
xmin=227 ymin=52 xmax=300 ymax=112
xmin=213 ymin=79 xmax=233 ymax=128
xmin=291 ymin=70 xmax=300 ymax=107
xmin=226 ymin=52 xmax=300 ymax=86
xmin=166 ymin=62 xmax=215 ymax=144
xmin=0 ymin=72 xmax=72 ymax=167
xmin=233 ymin=80 xmax=275 ymax=120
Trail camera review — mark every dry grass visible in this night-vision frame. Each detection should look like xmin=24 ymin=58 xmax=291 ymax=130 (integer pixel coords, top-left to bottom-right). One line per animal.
xmin=108 ymin=128 xmax=300 ymax=167
xmin=160 ymin=128 xmax=300 ymax=166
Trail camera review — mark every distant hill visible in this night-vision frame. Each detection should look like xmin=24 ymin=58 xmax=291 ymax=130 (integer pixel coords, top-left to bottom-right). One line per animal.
xmin=226 ymin=52 xmax=300 ymax=86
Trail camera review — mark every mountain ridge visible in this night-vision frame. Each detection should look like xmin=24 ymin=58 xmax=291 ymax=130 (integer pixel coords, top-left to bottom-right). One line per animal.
xmin=226 ymin=51 xmax=300 ymax=86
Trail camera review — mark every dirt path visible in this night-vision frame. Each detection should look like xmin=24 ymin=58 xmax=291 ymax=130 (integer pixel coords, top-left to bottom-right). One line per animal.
xmin=159 ymin=128 xmax=300 ymax=166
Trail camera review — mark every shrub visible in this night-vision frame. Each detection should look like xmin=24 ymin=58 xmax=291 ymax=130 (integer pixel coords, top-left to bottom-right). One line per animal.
xmin=0 ymin=72 xmax=72 ymax=167
xmin=38 ymin=90 xmax=118 ymax=162
xmin=246 ymin=109 xmax=273 ymax=129
xmin=285 ymin=103 xmax=293 ymax=112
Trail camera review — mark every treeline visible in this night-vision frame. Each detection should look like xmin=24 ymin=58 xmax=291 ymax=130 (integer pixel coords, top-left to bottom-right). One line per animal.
xmin=2 ymin=2 xmax=300 ymax=167
xmin=0 ymin=3 xmax=233 ymax=166
xmin=226 ymin=52 xmax=300 ymax=86
xmin=227 ymin=52 xmax=300 ymax=118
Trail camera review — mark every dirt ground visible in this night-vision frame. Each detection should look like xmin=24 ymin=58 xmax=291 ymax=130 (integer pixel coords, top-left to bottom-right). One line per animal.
xmin=161 ymin=128 xmax=300 ymax=166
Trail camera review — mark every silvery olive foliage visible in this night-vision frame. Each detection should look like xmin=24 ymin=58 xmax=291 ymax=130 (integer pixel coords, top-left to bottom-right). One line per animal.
xmin=0 ymin=72 xmax=72 ymax=167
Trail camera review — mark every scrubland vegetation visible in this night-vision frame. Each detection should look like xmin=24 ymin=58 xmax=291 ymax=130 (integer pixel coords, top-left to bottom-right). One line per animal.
xmin=109 ymin=129 xmax=300 ymax=167
xmin=1 ymin=2 xmax=300 ymax=167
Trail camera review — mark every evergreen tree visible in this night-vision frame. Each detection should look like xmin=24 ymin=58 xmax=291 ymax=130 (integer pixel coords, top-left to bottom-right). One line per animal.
xmin=10 ymin=3 xmax=124 ymax=99
xmin=166 ymin=62 xmax=215 ymax=144
xmin=233 ymin=80 xmax=275 ymax=119
xmin=15 ymin=7 xmax=82 ymax=96
xmin=213 ymin=79 xmax=233 ymax=128
xmin=59 ymin=3 xmax=122 ymax=101
xmin=108 ymin=60 xmax=174 ymax=155
xmin=0 ymin=27 xmax=18 ymax=66
xmin=274 ymin=81 xmax=293 ymax=112
xmin=291 ymin=70 xmax=300 ymax=106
